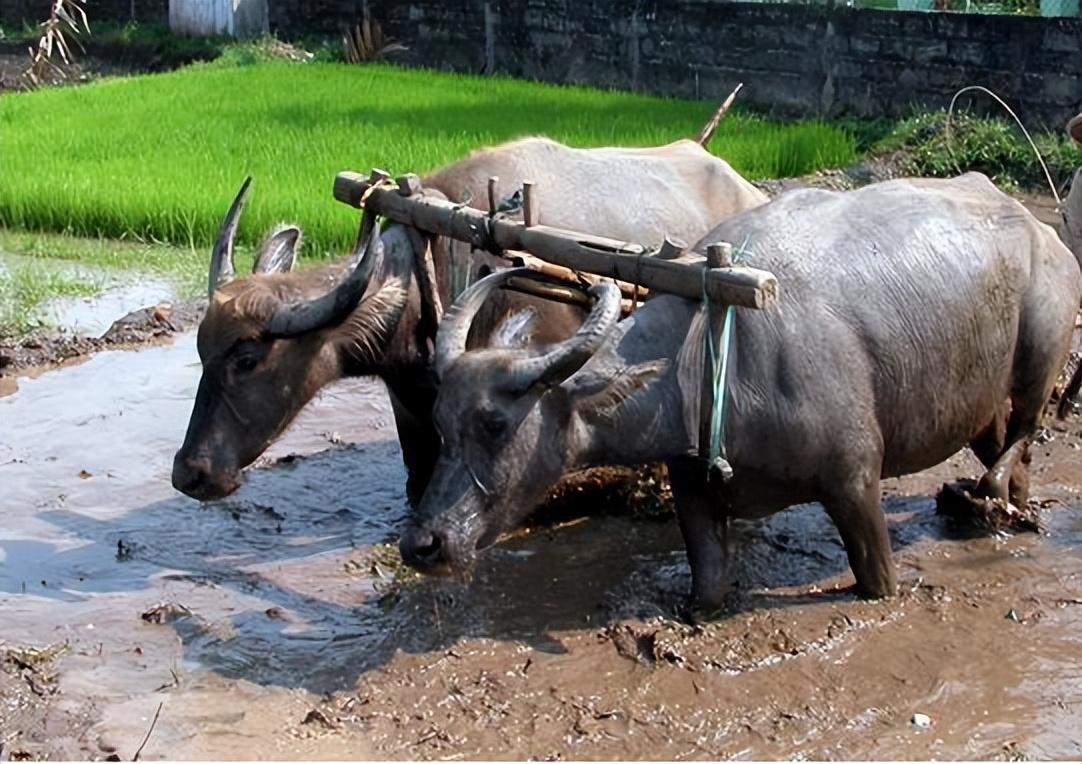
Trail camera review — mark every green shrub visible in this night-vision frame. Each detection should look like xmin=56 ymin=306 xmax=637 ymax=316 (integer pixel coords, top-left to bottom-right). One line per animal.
xmin=878 ymin=110 xmax=1078 ymax=192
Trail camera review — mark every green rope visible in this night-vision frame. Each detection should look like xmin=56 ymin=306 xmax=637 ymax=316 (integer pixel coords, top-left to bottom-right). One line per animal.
xmin=700 ymin=237 xmax=750 ymax=480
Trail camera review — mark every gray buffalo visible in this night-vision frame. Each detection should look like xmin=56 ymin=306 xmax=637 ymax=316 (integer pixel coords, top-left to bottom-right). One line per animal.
xmin=400 ymin=173 xmax=1082 ymax=613
xmin=172 ymin=126 xmax=767 ymax=505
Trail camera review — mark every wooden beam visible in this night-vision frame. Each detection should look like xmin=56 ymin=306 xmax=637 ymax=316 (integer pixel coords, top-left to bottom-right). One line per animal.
xmin=333 ymin=171 xmax=778 ymax=310
xmin=504 ymin=275 xmax=636 ymax=316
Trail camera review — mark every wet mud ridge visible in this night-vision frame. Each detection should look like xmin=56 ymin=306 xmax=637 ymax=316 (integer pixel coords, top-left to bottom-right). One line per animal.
xmin=2 ymin=328 xmax=1082 ymax=758
xmin=0 ymin=298 xmax=203 ymax=375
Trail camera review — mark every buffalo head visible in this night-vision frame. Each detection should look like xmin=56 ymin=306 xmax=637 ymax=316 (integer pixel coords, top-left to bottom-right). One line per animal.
xmin=399 ymin=268 xmax=659 ymax=574
xmin=172 ymin=178 xmax=411 ymax=500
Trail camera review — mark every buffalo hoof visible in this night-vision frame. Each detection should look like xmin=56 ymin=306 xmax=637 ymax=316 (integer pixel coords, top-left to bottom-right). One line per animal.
xmin=678 ymin=596 xmax=728 ymax=626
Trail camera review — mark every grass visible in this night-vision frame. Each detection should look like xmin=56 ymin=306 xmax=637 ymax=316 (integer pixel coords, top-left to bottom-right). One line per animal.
xmin=0 ymin=60 xmax=857 ymax=258
xmin=0 ymin=229 xmax=258 ymax=336
xmin=0 ymin=258 xmax=100 ymax=335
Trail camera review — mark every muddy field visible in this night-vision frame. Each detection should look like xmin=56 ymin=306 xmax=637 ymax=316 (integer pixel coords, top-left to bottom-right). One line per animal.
xmin=2 ymin=189 xmax=1082 ymax=760
xmin=1 ymin=295 xmax=1080 ymax=761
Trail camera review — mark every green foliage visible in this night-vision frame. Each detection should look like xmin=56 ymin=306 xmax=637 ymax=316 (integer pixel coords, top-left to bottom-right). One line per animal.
xmin=0 ymin=259 xmax=100 ymax=335
xmin=0 ymin=61 xmax=856 ymax=258
xmin=92 ymin=21 xmax=227 ymax=61
xmin=878 ymin=110 xmax=1078 ymax=192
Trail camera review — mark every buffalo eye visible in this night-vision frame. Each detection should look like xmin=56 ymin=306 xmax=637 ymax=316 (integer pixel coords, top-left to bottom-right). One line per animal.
xmin=234 ymin=354 xmax=259 ymax=373
xmin=477 ymin=410 xmax=507 ymax=438
xmin=229 ymin=340 xmax=266 ymax=375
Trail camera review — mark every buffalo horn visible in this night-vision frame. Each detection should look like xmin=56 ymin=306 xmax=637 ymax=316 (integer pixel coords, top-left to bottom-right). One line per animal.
xmin=208 ymin=177 xmax=252 ymax=299
xmin=264 ymin=208 xmax=382 ymax=337
xmin=435 ymin=266 xmax=532 ymax=379
xmin=505 ymin=280 xmax=621 ymax=392
xmin=434 ymin=267 xmax=621 ymax=392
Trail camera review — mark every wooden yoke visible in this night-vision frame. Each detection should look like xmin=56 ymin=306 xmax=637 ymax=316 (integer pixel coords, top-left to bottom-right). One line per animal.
xmin=333 ymin=171 xmax=779 ymax=310
xmin=334 ymin=169 xmax=778 ymax=477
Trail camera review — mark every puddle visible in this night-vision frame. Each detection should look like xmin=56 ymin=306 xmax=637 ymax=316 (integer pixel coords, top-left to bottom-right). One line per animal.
xmin=1 ymin=333 xmax=1081 ymax=759
xmin=38 ymin=276 xmax=180 ymax=337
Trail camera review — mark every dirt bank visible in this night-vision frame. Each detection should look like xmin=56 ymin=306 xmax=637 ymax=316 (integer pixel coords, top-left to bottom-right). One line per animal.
xmin=0 ymin=297 xmax=202 ymax=385
xmin=1 ymin=325 xmax=1080 ymax=760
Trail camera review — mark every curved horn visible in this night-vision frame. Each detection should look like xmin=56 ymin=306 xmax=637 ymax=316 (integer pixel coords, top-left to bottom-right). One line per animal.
xmin=264 ymin=209 xmax=382 ymax=338
xmin=505 ymin=280 xmax=621 ymax=392
xmin=208 ymin=177 xmax=252 ymax=299
xmin=435 ymin=266 xmax=532 ymax=379
xmin=434 ymin=267 xmax=621 ymax=391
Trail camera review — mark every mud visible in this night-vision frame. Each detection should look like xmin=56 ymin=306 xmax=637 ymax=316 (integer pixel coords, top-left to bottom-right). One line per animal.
xmin=1 ymin=324 xmax=1081 ymax=761
xmin=0 ymin=293 xmax=203 ymax=380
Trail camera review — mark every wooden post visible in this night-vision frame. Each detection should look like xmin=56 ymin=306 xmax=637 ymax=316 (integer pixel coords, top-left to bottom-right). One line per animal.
xmin=488 ymin=176 xmax=499 ymax=215
xmin=522 ymin=180 xmax=537 ymax=227
xmin=415 ymin=234 xmax=444 ymax=322
xmin=368 ymin=168 xmax=391 ymax=187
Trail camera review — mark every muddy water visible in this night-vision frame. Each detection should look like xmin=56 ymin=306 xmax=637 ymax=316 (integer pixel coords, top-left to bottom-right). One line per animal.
xmin=2 ymin=334 xmax=1081 ymax=760
xmin=39 ymin=277 xmax=179 ymax=337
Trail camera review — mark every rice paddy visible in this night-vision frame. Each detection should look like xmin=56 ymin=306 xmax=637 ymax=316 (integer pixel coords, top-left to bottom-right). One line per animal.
xmin=0 ymin=61 xmax=858 ymax=258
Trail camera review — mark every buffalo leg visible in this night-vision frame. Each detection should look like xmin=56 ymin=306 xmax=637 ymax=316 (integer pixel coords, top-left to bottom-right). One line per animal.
xmin=821 ymin=472 xmax=896 ymax=599
xmin=976 ymin=438 xmax=1033 ymax=507
xmin=970 ymin=406 xmax=1030 ymax=507
xmin=385 ymin=380 xmax=439 ymax=507
xmin=975 ymin=370 xmax=1049 ymax=507
xmin=668 ymin=458 xmax=728 ymax=614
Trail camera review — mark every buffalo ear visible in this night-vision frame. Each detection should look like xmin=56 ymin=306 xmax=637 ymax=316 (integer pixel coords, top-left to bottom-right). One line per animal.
xmin=254 ymin=225 xmax=301 ymax=274
xmin=574 ymin=360 xmax=669 ymax=424
xmin=490 ymin=307 xmax=538 ymax=350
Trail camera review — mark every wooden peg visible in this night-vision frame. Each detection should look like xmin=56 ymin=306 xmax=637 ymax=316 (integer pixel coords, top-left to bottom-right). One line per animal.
xmin=657 ymin=236 xmax=686 ymax=260
xmin=522 ymin=180 xmax=538 ymax=227
xmin=706 ymin=242 xmax=733 ymax=268
xmin=488 ymin=176 xmax=499 ymax=215
xmin=397 ymin=173 xmax=422 ymax=196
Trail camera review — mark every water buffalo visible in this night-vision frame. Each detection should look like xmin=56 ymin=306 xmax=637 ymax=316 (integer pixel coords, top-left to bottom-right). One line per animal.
xmin=401 ymin=172 xmax=1082 ymax=614
xmin=1050 ymin=114 xmax=1082 ymax=415
xmin=172 ymin=124 xmax=768 ymax=504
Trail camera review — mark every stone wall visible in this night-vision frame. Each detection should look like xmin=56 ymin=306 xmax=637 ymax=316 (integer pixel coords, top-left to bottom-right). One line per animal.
xmin=359 ymin=0 xmax=1082 ymax=128
xmin=4 ymin=0 xmax=1079 ymax=127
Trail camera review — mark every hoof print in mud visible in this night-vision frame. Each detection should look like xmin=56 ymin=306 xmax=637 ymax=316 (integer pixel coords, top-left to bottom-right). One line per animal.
xmin=601 ymin=619 xmax=693 ymax=666
xmin=935 ymin=479 xmax=1041 ymax=534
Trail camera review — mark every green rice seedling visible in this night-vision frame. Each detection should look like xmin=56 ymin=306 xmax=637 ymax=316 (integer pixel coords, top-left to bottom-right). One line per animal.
xmin=0 ymin=258 xmax=102 ymax=336
xmin=0 ymin=62 xmax=857 ymax=258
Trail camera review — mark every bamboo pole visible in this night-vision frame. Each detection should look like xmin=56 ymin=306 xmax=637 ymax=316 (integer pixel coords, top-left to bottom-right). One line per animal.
xmin=333 ymin=171 xmax=778 ymax=310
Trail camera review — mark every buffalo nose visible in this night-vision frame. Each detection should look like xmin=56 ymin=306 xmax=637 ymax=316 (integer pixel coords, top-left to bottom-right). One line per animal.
xmin=172 ymin=453 xmax=215 ymax=498
xmin=399 ymin=526 xmax=446 ymax=570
